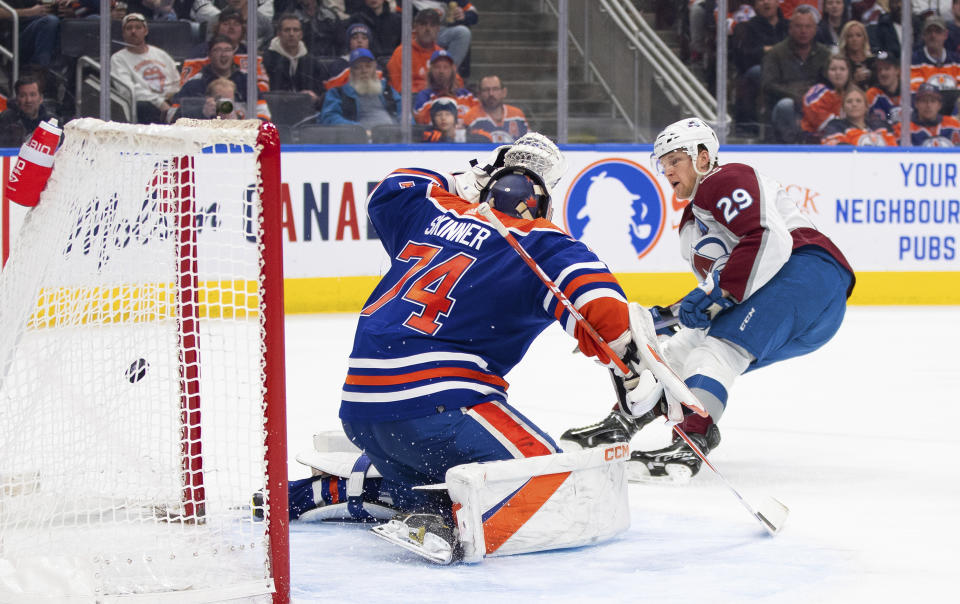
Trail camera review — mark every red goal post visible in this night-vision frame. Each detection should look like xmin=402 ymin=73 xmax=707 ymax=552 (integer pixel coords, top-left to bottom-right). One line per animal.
xmin=0 ymin=118 xmax=289 ymax=603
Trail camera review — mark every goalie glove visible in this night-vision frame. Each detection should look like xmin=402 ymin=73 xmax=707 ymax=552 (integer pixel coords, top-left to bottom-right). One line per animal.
xmin=612 ymin=365 xmax=665 ymax=419
xmin=452 ymin=145 xmax=512 ymax=202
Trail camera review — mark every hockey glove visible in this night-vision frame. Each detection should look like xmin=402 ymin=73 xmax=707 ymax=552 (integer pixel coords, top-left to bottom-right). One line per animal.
xmin=679 ymin=270 xmax=734 ymax=329
xmin=452 ymin=145 xmax=512 ymax=202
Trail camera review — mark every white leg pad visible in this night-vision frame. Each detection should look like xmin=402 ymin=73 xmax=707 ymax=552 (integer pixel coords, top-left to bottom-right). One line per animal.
xmin=446 ymin=445 xmax=631 ymax=563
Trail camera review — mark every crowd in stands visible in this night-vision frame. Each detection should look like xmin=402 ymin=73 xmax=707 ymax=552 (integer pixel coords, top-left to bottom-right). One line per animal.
xmin=680 ymin=0 xmax=960 ymax=145
xmin=0 ymin=0 xmax=533 ymax=145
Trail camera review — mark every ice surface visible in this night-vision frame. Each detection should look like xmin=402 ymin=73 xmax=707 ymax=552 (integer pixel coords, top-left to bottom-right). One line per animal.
xmin=283 ymin=307 xmax=960 ymax=603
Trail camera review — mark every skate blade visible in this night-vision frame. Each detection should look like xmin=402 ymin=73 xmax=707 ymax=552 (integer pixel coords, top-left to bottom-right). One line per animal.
xmin=626 ymin=462 xmax=693 ymax=485
xmin=370 ymin=522 xmax=455 ymax=565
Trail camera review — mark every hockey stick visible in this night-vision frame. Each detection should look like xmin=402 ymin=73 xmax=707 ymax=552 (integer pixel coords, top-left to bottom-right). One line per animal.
xmin=477 ymin=202 xmax=789 ymax=536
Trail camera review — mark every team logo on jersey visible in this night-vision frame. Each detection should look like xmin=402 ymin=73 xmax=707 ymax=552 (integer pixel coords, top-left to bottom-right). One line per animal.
xmin=926 ymin=74 xmax=957 ymax=90
xmin=691 ymin=235 xmax=729 ymax=280
xmin=856 ymin=131 xmax=889 ymax=146
xmin=563 ymin=158 xmax=665 ymax=268
xmin=922 ymin=136 xmax=954 ymax=147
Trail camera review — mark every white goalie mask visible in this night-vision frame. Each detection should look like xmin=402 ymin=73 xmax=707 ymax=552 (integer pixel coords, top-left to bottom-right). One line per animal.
xmin=652 ymin=117 xmax=719 ymax=176
xmin=503 ymin=132 xmax=567 ymax=192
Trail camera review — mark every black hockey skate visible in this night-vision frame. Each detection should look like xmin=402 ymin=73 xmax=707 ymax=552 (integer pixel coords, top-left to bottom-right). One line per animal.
xmin=559 ymin=408 xmax=660 ymax=450
xmin=627 ymin=424 xmax=721 ymax=484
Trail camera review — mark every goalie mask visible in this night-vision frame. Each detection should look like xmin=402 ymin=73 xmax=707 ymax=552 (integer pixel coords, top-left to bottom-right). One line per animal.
xmin=479 ymin=166 xmax=552 ymax=221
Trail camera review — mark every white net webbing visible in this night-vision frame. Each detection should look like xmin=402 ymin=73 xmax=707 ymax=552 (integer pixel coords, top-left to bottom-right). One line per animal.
xmin=0 ymin=119 xmax=278 ymax=602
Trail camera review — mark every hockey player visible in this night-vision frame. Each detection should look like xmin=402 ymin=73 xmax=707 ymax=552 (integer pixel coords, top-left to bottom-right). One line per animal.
xmin=562 ymin=117 xmax=855 ymax=482
xmin=316 ymin=133 xmax=655 ymax=563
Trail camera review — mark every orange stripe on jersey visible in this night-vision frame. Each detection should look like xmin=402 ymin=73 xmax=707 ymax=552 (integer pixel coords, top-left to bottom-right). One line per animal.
xmin=482 ymin=472 xmax=571 ymax=554
xmin=328 ymin=477 xmax=339 ymax=504
xmin=551 ymin=275 xmax=622 ymax=321
xmin=471 ymin=402 xmax=553 ymax=457
xmin=345 ymin=367 xmax=508 ymax=389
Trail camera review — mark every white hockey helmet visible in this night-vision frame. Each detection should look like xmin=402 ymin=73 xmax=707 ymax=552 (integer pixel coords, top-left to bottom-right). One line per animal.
xmin=653 ymin=117 xmax=719 ymax=173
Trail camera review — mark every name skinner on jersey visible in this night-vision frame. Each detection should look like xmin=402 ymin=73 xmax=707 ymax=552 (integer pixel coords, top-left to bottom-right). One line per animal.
xmin=424 ymin=214 xmax=491 ymax=250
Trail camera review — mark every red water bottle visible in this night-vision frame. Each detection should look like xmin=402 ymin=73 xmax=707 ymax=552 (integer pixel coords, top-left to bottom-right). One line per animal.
xmin=5 ymin=118 xmax=62 ymax=207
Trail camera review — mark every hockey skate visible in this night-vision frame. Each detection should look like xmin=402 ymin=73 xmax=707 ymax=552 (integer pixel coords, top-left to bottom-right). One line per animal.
xmin=371 ymin=512 xmax=462 ymax=565
xmin=559 ymin=408 xmax=660 ymax=450
xmin=627 ymin=424 xmax=721 ymax=484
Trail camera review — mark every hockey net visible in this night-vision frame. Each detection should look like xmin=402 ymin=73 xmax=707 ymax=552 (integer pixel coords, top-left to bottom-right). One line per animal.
xmin=0 ymin=118 xmax=289 ymax=602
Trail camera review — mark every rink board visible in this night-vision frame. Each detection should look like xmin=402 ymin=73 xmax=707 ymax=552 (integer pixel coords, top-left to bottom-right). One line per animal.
xmin=3 ymin=144 xmax=959 ymax=309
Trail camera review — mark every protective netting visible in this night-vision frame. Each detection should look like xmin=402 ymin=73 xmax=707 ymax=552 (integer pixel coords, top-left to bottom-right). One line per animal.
xmin=0 ymin=119 xmax=280 ymax=602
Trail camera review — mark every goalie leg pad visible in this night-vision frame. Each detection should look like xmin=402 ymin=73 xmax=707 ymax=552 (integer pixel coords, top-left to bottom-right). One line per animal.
xmin=446 ymin=446 xmax=631 ymax=563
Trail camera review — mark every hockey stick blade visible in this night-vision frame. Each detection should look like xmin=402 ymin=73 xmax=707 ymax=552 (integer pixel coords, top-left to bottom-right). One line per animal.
xmin=754 ymin=497 xmax=790 ymax=536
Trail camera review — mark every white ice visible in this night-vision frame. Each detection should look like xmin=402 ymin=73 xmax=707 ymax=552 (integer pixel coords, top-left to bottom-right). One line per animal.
xmin=283 ymin=307 xmax=960 ymax=603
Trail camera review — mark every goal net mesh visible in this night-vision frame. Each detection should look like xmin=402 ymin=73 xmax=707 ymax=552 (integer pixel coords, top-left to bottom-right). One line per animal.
xmin=0 ymin=118 xmax=283 ymax=602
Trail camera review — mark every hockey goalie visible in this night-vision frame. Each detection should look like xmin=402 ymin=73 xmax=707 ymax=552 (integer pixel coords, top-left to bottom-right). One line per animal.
xmin=276 ymin=133 xmax=676 ymax=564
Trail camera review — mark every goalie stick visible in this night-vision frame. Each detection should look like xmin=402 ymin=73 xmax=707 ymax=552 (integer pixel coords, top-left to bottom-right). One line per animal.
xmin=476 ymin=202 xmax=789 ymax=536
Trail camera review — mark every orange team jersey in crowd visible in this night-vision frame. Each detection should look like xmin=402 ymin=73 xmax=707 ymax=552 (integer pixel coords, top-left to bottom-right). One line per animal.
xmin=324 ymin=66 xmax=385 ymax=90
xmin=909 ymin=63 xmax=960 ymax=91
xmin=801 ymin=84 xmax=842 ymax=133
xmin=821 ymin=123 xmax=897 ymax=146
xmin=412 ymin=90 xmax=479 ymax=124
xmin=386 ymin=43 xmax=464 ymax=94
xmin=462 ymin=104 xmax=529 ymax=143
xmin=894 ymin=116 xmax=960 ymax=146
xmin=777 ymin=0 xmax=821 ymax=19
xmin=179 ymin=55 xmax=270 ymax=92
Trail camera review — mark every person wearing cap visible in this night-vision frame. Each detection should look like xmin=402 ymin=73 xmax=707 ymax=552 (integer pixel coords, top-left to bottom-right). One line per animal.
xmin=412 ymin=49 xmax=477 ymax=124
xmin=319 ymin=47 xmax=400 ymax=131
xmin=866 ymin=49 xmax=902 ymax=126
xmin=187 ymin=8 xmax=248 ymax=58
xmin=350 ymin=0 xmax=402 ymax=58
xmin=190 ymin=0 xmax=274 ymax=46
xmin=463 ymin=74 xmax=529 ymax=143
xmin=910 ymin=14 xmax=960 ymax=91
xmin=894 ymin=83 xmax=960 ymax=145
xmin=322 ymin=22 xmax=376 ymax=89
xmin=111 ymin=12 xmax=181 ymax=124
xmin=386 ymin=8 xmax=445 ymax=93
xmin=264 ymin=13 xmax=328 ymax=105
xmin=421 ymin=96 xmax=489 ymax=142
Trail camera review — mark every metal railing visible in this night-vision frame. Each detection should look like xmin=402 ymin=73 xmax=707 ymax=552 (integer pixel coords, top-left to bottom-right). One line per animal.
xmin=76 ymin=55 xmax=136 ymax=123
xmin=0 ymin=0 xmax=19 ymax=86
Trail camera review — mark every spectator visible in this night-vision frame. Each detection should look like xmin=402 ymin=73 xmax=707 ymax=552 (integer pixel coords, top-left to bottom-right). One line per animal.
xmin=421 ymin=96 xmax=489 ymax=142
xmin=293 ymin=0 xmax=344 ymax=58
xmin=866 ymin=49 xmax=902 ymax=126
xmin=912 ymin=0 xmax=954 ymax=21
xmin=110 ymin=13 xmax=181 ymax=124
xmin=324 ymin=22 xmax=375 ymax=87
xmin=762 ymin=4 xmax=832 ymax=142
xmin=202 ymin=77 xmax=245 ymax=119
xmin=0 ymin=0 xmax=60 ymax=68
xmin=126 ymin=0 xmax=180 ymax=21
xmin=801 ymin=55 xmax=852 ymax=139
xmin=177 ymin=36 xmax=253 ymax=103
xmin=264 ymin=13 xmax=328 ymax=104
xmin=910 ymin=14 xmax=960 ymax=91
xmin=816 ymin=0 xmax=850 ymax=49
xmin=190 ymin=0 xmax=273 ymax=45
xmin=821 ymin=86 xmax=898 ymax=145
xmin=412 ymin=49 xmax=477 ymax=124
xmin=732 ymin=0 xmax=788 ymax=127
xmin=181 ymin=12 xmax=271 ymax=103
xmin=868 ymin=0 xmax=912 ymax=60
xmin=411 ymin=1 xmax=477 ymax=76
xmin=386 ymin=8 xmax=443 ymax=93
xmin=463 ymin=74 xmax=528 ymax=143
xmin=948 ymin=0 xmax=960 ymax=54
xmin=350 ymin=0 xmax=401 ymax=58
xmin=852 ymin=0 xmax=885 ymax=23
xmin=188 ymin=8 xmax=249 ymax=57
xmin=894 ymin=82 xmax=960 ymax=145
xmin=0 ymin=76 xmax=54 ymax=146
xmin=838 ymin=21 xmax=875 ymax=89
xmin=319 ymin=47 xmax=400 ymax=131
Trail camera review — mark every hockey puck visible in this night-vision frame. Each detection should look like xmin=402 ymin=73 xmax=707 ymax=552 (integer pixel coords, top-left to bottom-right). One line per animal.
xmin=125 ymin=358 xmax=150 ymax=383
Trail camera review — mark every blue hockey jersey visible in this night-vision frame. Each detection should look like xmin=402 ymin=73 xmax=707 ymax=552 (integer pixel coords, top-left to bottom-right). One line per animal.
xmin=339 ymin=167 xmax=629 ymax=422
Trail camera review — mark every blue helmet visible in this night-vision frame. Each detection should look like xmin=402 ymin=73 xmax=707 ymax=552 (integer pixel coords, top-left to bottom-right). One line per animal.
xmin=479 ymin=166 xmax=552 ymax=221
